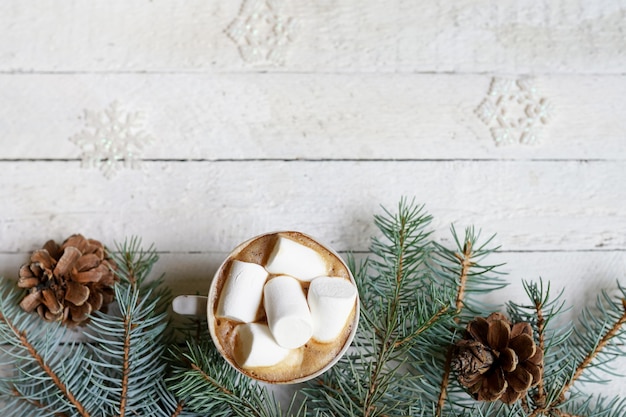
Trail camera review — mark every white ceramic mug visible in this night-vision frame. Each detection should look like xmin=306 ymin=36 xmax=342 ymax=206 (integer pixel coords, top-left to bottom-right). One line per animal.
xmin=172 ymin=231 xmax=360 ymax=384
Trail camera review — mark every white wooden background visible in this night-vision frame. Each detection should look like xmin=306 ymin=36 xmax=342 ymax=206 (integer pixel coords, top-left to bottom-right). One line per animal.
xmin=1 ymin=0 xmax=625 ymax=399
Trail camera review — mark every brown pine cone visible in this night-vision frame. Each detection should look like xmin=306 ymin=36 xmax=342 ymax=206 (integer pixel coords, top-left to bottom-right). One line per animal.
xmin=18 ymin=234 xmax=118 ymax=326
xmin=452 ymin=312 xmax=544 ymax=404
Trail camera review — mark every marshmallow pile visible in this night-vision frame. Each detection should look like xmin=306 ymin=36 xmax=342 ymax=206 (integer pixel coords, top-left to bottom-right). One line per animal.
xmin=216 ymin=235 xmax=357 ymax=369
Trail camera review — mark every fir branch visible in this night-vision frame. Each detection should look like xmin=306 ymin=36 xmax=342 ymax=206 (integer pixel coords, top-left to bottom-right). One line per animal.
xmin=453 ymin=240 xmax=474 ymax=314
xmin=395 ymin=304 xmax=450 ymax=348
xmin=362 ymin=328 xmax=395 ymax=417
xmin=169 ymin=402 xmax=184 ymax=417
xmin=189 ymin=362 xmax=233 ymax=397
xmin=359 ymin=200 xmax=444 ymax=416
xmin=559 ymin=396 xmax=626 ymax=417
xmin=506 ymin=278 xmax=572 ymax=415
xmin=6 ymin=320 xmax=90 ymax=417
xmin=168 ymin=336 xmax=287 ymax=417
xmin=533 ymin=288 xmax=547 ymax=406
xmin=0 ymin=277 xmax=99 ymax=417
xmin=411 ymin=224 xmax=505 ymax=417
xmin=110 ymin=240 xmax=166 ymax=417
xmin=85 ymin=239 xmax=176 ymax=417
xmin=506 ymin=280 xmax=626 ymax=417
xmin=436 ymin=237 xmax=473 ymax=417
xmin=10 ymin=385 xmax=70 ymax=417
xmin=119 ymin=313 xmax=132 ymax=417
xmin=565 ymin=298 xmax=626 ymax=392
xmin=436 ymin=352 xmax=455 ymax=417
xmin=303 ymin=199 xmax=454 ymax=417
xmin=0 ymin=237 xmax=173 ymax=416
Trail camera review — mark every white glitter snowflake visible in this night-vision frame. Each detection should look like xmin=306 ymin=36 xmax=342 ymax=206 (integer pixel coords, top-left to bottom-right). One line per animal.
xmin=475 ymin=78 xmax=553 ymax=146
xmin=225 ymin=0 xmax=298 ymax=65
xmin=70 ymin=102 xmax=154 ymax=178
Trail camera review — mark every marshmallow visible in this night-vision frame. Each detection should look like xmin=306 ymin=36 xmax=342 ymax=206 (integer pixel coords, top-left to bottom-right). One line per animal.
xmin=264 ymin=236 xmax=329 ymax=281
xmin=233 ymin=323 xmax=290 ymax=368
xmin=217 ymin=260 xmax=268 ymax=322
xmin=263 ymin=275 xmax=313 ymax=349
xmin=307 ymin=277 xmax=357 ymax=343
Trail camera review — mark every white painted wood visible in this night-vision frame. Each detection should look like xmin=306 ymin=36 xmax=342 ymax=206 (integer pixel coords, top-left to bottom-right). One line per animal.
xmin=0 ymin=0 xmax=625 ymax=407
xmin=1 ymin=1 xmax=624 ymax=73
xmin=2 ymin=251 xmax=625 ymax=309
xmin=1 ymin=74 xmax=625 ymax=160
xmin=2 ymin=251 xmax=624 ymax=316
xmin=0 ymin=160 xmax=624 ymax=252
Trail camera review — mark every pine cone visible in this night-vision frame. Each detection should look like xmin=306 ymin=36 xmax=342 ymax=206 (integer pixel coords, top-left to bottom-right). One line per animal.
xmin=18 ymin=234 xmax=118 ymax=326
xmin=452 ymin=312 xmax=544 ymax=404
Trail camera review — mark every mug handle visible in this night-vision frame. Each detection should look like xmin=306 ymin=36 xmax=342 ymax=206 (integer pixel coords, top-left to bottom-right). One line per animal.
xmin=172 ymin=295 xmax=208 ymax=316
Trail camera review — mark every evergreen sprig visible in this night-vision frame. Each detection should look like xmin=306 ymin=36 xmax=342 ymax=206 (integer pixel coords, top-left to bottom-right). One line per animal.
xmin=0 ymin=238 xmax=181 ymax=417
xmin=85 ymin=237 xmax=180 ymax=417
xmin=0 ymin=277 xmax=102 ymax=416
xmin=410 ymin=222 xmax=507 ymax=417
xmin=167 ymin=317 xmax=294 ymax=417
xmin=302 ymin=199 xmax=625 ymax=417
xmin=498 ymin=279 xmax=626 ymax=417
xmin=302 ymin=198 xmax=455 ymax=417
xmin=0 ymin=200 xmax=625 ymax=417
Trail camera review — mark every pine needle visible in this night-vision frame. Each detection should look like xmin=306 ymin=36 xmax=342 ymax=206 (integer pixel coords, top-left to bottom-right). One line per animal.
xmin=0 ymin=238 xmax=179 ymax=417
xmin=1 ymin=202 xmax=626 ymax=417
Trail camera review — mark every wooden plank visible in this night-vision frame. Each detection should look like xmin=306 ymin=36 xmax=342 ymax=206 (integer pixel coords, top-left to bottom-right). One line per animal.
xmin=1 ymin=74 xmax=625 ymax=160
xmin=0 ymin=1 xmax=624 ymax=73
xmin=1 ymin=250 xmax=624 ymax=327
xmin=0 ymin=160 xmax=624 ymax=252
xmin=1 ymin=250 xmax=624 ymax=397
xmin=0 ymin=0 xmax=622 ymax=407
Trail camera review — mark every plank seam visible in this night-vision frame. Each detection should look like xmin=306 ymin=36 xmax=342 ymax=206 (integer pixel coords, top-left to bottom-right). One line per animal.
xmin=0 ymin=158 xmax=621 ymax=163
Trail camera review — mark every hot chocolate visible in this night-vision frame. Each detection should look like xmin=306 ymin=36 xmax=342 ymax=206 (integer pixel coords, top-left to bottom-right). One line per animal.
xmin=208 ymin=231 xmax=359 ymax=384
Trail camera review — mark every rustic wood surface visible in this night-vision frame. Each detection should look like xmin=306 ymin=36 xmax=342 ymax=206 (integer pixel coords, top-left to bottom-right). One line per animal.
xmin=1 ymin=0 xmax=624 ymax=400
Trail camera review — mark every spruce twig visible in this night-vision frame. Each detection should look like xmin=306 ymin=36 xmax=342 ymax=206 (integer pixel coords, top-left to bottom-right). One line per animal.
xmin=168 ymin=335 xmax=289 ymax=417
xmin=410 ymin=224 xmax=506 ymax=417
xmin=119 ymin=314 xmax=132 ymax=417
xmin=3 ymin=316 xmax=90 ymax=417
xmin=0 ymin=278 xmax=99 ymax=417
xmin=169 ymin=402 xmax=185 ymax=417
xmin=533 ymin=288 xmax=547 ymax=407
xmin=10 ymin=385 xmax=70 ymax=417
xmin=2 ymin=203 xmax=626 ymax=417
xmin=505 ymin=278 xmax=626 ymax=417
xmin=566 ymin=298 xmax=626 ymax=390
xmin=86 ymin=238 xmax=177 ymax=417
xmin=508 ymin=279 xmax=561 ymax=414
xmin=303 ymin=199 xmax=454 ymax=417
xmin=0 ymin=238 xmax=179 ymax=417
xmin=362 ymin=202 xmax=425 ymax=416
xmin=436 ymin=239 xmax=473 ymax=417
xmin=394 ymin=305 xmax=449 ymax=348
xmin=527 ymin=297 xmax=626 ymax=417
xmin=111 ymin=240 xmax=162 ymax=417
xmin=358 ymin=200 xmax=446 ymax=417
xmin=454 ymin=241 xmax=474 ymax=313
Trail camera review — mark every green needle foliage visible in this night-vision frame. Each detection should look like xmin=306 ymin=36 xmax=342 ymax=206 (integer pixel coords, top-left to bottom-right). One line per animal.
xmin=504 ymin=280 xmax=626 ymax=417
xmin=302 ymin=198 xmax=457 ymax=417
xmin=167 ymin=319 xmax=295 ymax=417
xmin=1 ymin=200 xmax=625 ymax=417
xmin=0 ymin=238 xmax=182 ymax=417
xmin=410 ymin=223 xmax=508 ymax=417
xmin=300 ymin=199 xmax=626 ymax=417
